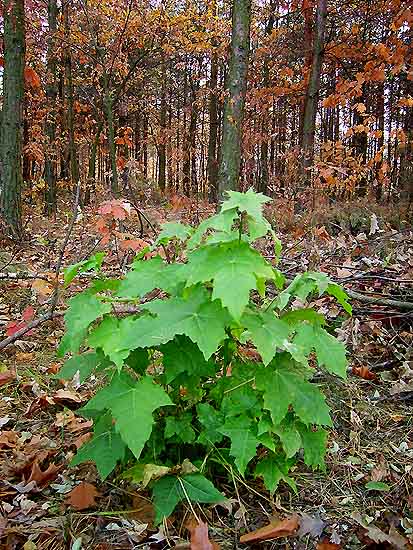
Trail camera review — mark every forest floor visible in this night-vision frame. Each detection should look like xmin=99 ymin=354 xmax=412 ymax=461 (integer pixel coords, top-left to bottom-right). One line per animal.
xmin=0 ymin=194 xmax=412 ymax=550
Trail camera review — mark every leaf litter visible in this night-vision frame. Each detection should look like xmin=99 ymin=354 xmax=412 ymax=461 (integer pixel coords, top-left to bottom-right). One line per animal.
xmin=0 ymin=200 xmax=412 ymax=548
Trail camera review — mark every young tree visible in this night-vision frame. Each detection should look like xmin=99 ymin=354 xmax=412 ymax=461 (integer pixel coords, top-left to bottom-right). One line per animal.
xmin=217 ymin=0 xmax=251 ymax=201
xmin=1 ymin=0 xmax=25 ymax=239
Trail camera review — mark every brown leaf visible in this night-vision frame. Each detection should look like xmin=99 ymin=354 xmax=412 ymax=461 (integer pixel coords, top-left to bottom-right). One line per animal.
xmin=129 ymin=494 xmax=156 ymax=525
xmin=0 ymin=369 xmax=16 ymax=387
xmin=66 ymin=482 xmax=99 ymax=510
xmin=73 ymin=432 xmax=92 ymax=450
xmin=317 ymin=542 xmax=341 ymax=550
xmin=27 ymin=459 xmax=62 ymax=487
xmin=0 ymin=430 xmax=18 ymax=448
xmin=187 ymin=519 xmax=220 ymax=550
xmin=352 ymin=366 xmax=378 ymax=381
xmin=53 ymin=389 xmax=84 ymax=405
xmin=351 ymin=512 xmax=409 ymax=550
xmin=239 ymin=515 xmax=299 ymax=543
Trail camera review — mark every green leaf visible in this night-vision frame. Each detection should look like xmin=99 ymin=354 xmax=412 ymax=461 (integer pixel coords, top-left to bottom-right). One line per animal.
xmin=58 ymin=292 xmax=111 ymax=355
xmin=293 ymin=324 xmax=348 ymax=378
xmin=143 ymin=285 xmax=230 ymax=359
xmin=187 ymin=208 xmax=238 ymax=249
xmin=365 ymin=481 xmax=390 ymax=492
xmin=299 ymin=425 xmax=328 ymax=470
xmin=64 ymin=252 xmax=105 ymax=287
xmin=57 ymin=350 xmax=112 ymax=383
xmin=185 ymin=242 xmax=274 ymax=320
xmin=81 ymin=371 xmax=135 ymax=416
xmin=219 ymin=415 xmax=260 ymax=475
xmin=156 ymin=221 xmax=193 ymax=245
xmin=255 ymin=453 xmax=297 ymax=494
xmin=88 ymin=316 xmax=133 ymax=368
xmin=274 ymin=417 xmax=302 ymax=458
xmin=117 ymin=256 xmax=164 ymax=297
xmin=165 ymin=412 xmax=196 ymax=443
xmin=281 ymin=308 xmax=325 ymax=327
xmin=152 ymin=473 xmax=226 ymax=524
xmin=221 ymin=188 xmax=270 ymax=221
xmin=162 ymin=336 xmax=216 ymax=384
xmin=326 ymin=283 xmax=352 ymax=314
xmin=109 ymin=376 xmax=174 ymax=459
xmin=125 ymin=348 xmax=150 ymax=375
xmin=196 ymin=403 xmax=225 ymax=445
xmin=241 ymin=310 xmax=291 ymax=366
xmin=71 ymin=411 xmax=126 ymax=479
xmin=255 ymin=359 xmax=332 ymax=427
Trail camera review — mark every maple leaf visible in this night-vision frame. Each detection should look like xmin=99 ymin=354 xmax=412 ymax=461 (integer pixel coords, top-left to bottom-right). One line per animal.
xmin=66 ymin=482 xmax=100 ymax=510
xmin=317 ymin=542 xmax=341 ymax=550
xmin=239 ymin=515 xmax=299 ymax=543
xmin=219 ymin=415 xmax=260 ymax=475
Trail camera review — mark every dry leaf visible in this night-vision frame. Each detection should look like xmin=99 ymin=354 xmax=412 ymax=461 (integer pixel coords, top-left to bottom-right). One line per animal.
xmin=187 ymin=519 xmax=220 ymax=550
xmin=129 ymin=494 xmax=156 ymax=525
xmin=73 ymin=432 xmax=92 ymax=449
xmin=0 ymin=369 xmax=16 ymax=387
xmin=352 ymin=365 xmax=378 ymax=381
xmin=240 ymin=515 xmax=299 ymax=543
xmin=298 ymin=512 xmax=325 ymax=537
xmin=53 ymin=389 xmax=83 ymax=405
xmin=351 ymin=512 xmax=409 ymax=550
xmin=66 ymin=482 xmax=99 ymax=510
xmin=0 ymin=430 xmax=18 ymax=448
xmin=31 ymin=279 xmax=54 ymax=298
xmin=27 ymin=459 xmax=62 ymax=487
xmin=317 ymin=542 xmax=341 ymax=550
xmin=370 ymin=455 xmax=389 ymax=482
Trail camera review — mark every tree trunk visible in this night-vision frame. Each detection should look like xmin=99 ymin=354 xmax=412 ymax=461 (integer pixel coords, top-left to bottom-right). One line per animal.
xmin=44 ymin=0 xmax=58 ymax=216
xmin=259 ymin=0 xmax=276 ymax=194
xmin=217 ymin=0 xmax=252 ymax=201
xmin=158 ymin=62 xmax=167 ymax=192
xmin=301 ymin=0 xmax=327 ymax=183
xmin=63 ymin=1 xmax=79 ymax=188
xmin=207 ymin=53 xmax=219 ymax=201
xmin=104 ymin=86 xmax=119 ymax=196
xmin=0 ymin=0 xmax=25 ymax=240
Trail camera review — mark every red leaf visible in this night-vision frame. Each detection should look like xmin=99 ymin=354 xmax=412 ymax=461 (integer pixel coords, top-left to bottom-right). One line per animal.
xmin=6 ymin=320 xmax=26 ymax=337
xmin=22 ymin=306 xmax=35 ymax=322
xmin=240 ymin=515 xmax=299 ymax=543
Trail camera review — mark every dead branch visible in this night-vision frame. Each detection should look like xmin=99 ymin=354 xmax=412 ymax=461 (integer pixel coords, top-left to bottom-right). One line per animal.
xmin=345 ymin=288 xmax=413 ymax=311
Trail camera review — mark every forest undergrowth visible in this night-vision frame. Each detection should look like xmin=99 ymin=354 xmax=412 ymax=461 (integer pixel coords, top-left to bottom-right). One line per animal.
xmin=0 ymin=194 xmax=412 ymax=550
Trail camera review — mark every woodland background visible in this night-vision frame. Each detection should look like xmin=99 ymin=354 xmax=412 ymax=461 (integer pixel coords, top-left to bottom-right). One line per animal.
xmin=0 ymin=0 xmax=412 ymax=237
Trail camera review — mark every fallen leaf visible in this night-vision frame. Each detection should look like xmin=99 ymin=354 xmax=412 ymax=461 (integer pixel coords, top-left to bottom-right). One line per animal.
xmin=53 ymin=389 xmax=83 ymax=405
xmin=317 ymin=542 xmax=341 ymax=550
xmin=298 ymin=512 xmax=325 ymax=537
xmin=240 ymin=515 xmax=299 ymax=543
xmin=129 ymin=494 xmax=155 ymax=525
xmin=66 ymin=482 xmax=99 ymax=510
xmin=352 ymin=366 xmax=378 ymax=381
xmin=351 ymin=512 xmax=409 ymax=550
xmin=25 ymin=396 xmax=55 ymax=416
xmin=0 ymin=430 xmax=18 ymax=448
xmin=27 ymin=459 xmax=62 ymax=487
xmin=73 ymin=432 xmax=92 ymax=449
xmin=22 ymin=306 xmax=35 ymax=322
xmin=370 ymin=455 xmax=389 ymax=482
xmin=187 ymin=519 xmax=220 ymax=550
xmin=0 ymin=369 xmax=16 ymax=387
xmin=31 ymin=279 xmax=54 ymax=300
